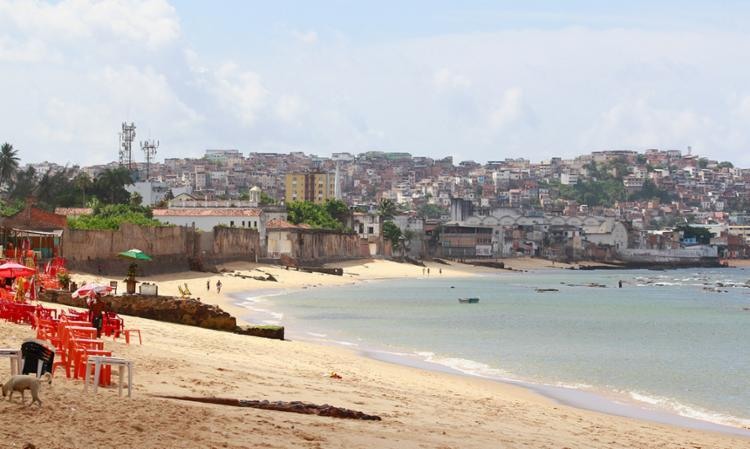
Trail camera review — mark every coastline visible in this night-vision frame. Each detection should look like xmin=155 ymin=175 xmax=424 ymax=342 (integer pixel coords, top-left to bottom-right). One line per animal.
xmin=242 ymin=281 xmax=750 ymax=437
xmin=47 ymin=258 xmax=750 ymax=448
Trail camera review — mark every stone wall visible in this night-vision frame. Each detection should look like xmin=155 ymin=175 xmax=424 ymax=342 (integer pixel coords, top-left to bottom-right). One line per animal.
xmin=41 ymin=290 xmax=237 ymax=331
xmin=270 ymin=229 xmax=366 ymax=262
xmin=63 ymin=222 xmax=189 ymax=259
xmin=295 ymin=230 xmax=363 ymax=261
xmin=64 ymin=223 xmax=261 ymax=275
xmin=211 ymin=226 xmax=260 ymax=260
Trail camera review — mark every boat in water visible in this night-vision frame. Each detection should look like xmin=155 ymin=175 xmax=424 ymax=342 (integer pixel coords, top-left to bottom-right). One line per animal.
xmin=458 ymin=297 xmax=479 ymax=304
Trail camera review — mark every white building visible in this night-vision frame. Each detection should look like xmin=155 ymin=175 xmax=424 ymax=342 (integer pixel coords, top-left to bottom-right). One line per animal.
xmin=125 ymin=180 xmax=170 ymax=206
xmin=153 ymin=208 xmax=263 ymax=231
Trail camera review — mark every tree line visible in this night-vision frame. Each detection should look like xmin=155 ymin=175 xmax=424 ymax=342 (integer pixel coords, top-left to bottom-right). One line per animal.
xmin=0 ymin=142 xmax=134 ymax=214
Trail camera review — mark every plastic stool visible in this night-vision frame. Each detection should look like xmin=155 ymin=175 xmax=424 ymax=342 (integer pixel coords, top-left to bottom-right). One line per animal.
xmin=123 ymin=329 xmax=141 ymax=345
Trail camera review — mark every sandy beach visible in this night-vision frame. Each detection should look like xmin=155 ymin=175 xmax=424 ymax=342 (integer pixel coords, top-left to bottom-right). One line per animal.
xmin=1 ymin=259 xmax=749 ymax=448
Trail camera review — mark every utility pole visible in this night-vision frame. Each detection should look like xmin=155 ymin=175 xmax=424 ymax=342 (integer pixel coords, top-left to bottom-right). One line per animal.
xmin=118 ymin=122 xmax=136 ymax=170
xmin=141 ymin=139 xmax=159 ymax=180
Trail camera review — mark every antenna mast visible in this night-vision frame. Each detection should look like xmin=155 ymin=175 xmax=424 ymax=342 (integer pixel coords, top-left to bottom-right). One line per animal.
xmin=141 ymin=138 xmax=159 ymax=180
xmin=119 ymin=122 xmax=136 ymax=170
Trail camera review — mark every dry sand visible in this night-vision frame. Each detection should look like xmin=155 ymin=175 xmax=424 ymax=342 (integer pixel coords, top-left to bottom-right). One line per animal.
xmin=1 ymin=259 xmax=748 ymax=448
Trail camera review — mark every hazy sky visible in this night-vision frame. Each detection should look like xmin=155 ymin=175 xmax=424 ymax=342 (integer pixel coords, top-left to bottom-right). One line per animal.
xmin=3 ymin=0 xmax=750 ymax=166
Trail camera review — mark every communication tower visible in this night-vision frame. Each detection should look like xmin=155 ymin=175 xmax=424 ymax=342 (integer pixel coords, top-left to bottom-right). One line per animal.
xmin=141 ymin=139 xmax=159 ymax=180
xmin=118 ymin=122 xmax=137 ymax=170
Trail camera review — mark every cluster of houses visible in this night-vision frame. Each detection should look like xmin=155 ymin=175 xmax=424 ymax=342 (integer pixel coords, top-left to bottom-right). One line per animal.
xmin=23 ymin=146 xmax=750 ymax=264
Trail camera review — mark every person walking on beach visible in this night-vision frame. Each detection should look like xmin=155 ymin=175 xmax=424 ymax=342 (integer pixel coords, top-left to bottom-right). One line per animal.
xmin=207 ymin=279 xmax=210 ymax=291
xmin=216 ymin=280 xmax=222 ymax=294
xmin=618 ymin=280 xmax=623 ymax=288
xmin=422 ymin=267 xmax=425 ymax=275
xmin=427 ymin=268 xmax=430 ymax=276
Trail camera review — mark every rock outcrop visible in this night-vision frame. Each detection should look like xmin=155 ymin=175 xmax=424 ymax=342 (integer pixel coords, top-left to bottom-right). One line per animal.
xmin=235 ymin=324 xmax=284 ymax=340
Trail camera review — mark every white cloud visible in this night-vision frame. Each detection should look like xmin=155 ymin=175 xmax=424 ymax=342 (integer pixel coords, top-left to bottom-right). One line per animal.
xmin=488 ymin=88 xmax=527 ymax=129
xmin=0 ymin=36 xmax=60 ymax=63
xmin=4 ymin=3 xmax=750 ymax=167
xmin=292 ymin=30 xmax=319 ymax=44
xmin=275 ymin=95 xmax=306 ymax=122
xmin=582 ymin=96 xmax=713 ymax=152
xmin=208 ymin=63 xmax=268 ymax=126
xmin=433 ymin=68 xmax=471 ymax=91
xmin=0 ymin=0 xmax=180 ymax=49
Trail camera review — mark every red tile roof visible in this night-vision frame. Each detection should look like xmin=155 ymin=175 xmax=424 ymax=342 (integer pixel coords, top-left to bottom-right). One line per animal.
xmin=265 ymin=218 xmax=310 ymax=229
xmin=153 ymin=208 xmax=263 ymax=217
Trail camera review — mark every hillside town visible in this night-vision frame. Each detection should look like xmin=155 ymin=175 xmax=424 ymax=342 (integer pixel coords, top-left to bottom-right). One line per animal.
xmin=19 ymin=145 xmax=749 ymax=266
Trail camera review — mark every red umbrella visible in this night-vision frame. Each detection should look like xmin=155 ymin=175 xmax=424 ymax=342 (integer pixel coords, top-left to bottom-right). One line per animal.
xmin=0 ymin=262 xmax=36 ymax=278
xmin=72 ymin=283 xmax=113 ymax=299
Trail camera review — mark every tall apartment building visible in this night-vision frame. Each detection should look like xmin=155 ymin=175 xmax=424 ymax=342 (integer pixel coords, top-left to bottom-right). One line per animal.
xmin=285 ymin=172 xmax=336 ymax=204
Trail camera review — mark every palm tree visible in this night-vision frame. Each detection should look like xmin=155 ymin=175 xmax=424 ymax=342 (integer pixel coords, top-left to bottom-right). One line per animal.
xmin=0 ymin=142 xmax=20 ymax=191
xmin=94 ymin=167 xmax=134 ymax=204
xmin=72 ymin=173 xmax=92 ymax=206
xmin=377 ymin=198 xmax=398 ymax=221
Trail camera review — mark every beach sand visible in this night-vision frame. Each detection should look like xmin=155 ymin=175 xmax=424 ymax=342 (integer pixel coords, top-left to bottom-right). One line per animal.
xmin=1 ymin=259 xmax=748 ymax=448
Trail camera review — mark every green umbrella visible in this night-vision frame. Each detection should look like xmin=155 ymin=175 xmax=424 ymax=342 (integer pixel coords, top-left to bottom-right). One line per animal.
xmin=117 ymin=248 xmax=153 ymax=261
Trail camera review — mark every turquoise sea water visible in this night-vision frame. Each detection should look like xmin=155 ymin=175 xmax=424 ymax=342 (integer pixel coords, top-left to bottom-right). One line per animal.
xmin=236 ymin=268 xmax=750 ymax=430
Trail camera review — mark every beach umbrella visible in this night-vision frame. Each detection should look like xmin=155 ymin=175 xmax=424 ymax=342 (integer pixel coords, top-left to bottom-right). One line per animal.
xmin=0 ymin=262 xmax=36 ymax=278
xmin=71 ymin=283 xmax=113 ymax=299
xmin=117 ymin=248 xmax=153 ymax=261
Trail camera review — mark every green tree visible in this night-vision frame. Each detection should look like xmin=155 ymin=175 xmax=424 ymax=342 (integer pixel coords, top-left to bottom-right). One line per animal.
xmin=698 ymin=158 xmax=709 ymax=169
xmin=382 ymin=221 xmax=402 ymax=249
xmin=417 ymin=203 xmax=445 ymax=219
xmin=259 ymin=191 xmax=276 ymax=205
xmin=34 ymin=167 xmax=81 ymax=210
xmin=324 ymin=199 xmax=349 ymax=225
xmin=73 ymin=173 xmax=93 ymax=206
xmin=675 ymin=224 xmax=712 ymax=244
xmin=68 ymin=203 xmax=161 ymax=230
xmin=129 ymin=191 xmax=143 ymax=207
xmin=0 ymin=142 xmax=20 ymax=190
xmin=286 ymin=201 xmax=345 ymax=231
xmin=628 ymin=179 xmax=675 ymax=203
xmin=377 ymin=198 xmax=398 ymax=221
xmin=717 ymin=161 xmax=734 ymax=169
xmin=93 ymin=167 xmax=133 ymax=204
xmin=8 ymin=166 xmax=37 ymax=200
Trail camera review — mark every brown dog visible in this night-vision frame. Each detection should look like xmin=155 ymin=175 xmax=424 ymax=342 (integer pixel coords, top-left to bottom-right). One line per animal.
xmin=2 ymin=373 xmax=52 ymax=407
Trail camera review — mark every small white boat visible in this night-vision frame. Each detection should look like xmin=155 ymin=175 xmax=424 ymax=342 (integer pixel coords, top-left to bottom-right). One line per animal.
xmin=458 ymin=297 xmax=479 ymax=304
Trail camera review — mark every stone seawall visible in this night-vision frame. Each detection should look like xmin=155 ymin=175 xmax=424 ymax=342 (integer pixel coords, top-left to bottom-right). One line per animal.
xmin=41 ymin=290 xmax=237 ymax=331
xmin=40 ymin=290 xmax=284 ymax=339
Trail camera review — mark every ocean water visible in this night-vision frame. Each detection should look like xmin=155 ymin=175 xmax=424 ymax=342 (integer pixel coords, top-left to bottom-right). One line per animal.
xmin=238 ymin=268 xmax=750 ymax=430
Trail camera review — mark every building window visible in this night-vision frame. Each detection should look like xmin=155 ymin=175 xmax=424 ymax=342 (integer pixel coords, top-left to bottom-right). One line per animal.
xmin=230 ymin=221 xmax=235 ymax=227
xmin=368 ymin=226 xmax=374 ymax=234
xmin=242 ymin=221 xmax=245 ymax=227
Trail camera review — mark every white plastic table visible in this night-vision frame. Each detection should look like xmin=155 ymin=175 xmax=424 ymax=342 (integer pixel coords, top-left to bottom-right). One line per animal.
xmin=83 ymin=356 xmax=133 ymax=397
xmin=0 ymin=348 xmax=22 ymax=375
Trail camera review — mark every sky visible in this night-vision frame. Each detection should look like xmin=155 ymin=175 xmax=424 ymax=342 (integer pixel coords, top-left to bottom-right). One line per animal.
xmin=2 ymin=1 xmax=750 ymax=166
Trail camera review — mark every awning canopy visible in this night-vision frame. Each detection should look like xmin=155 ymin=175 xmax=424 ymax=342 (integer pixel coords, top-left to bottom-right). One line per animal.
xmin=10 ymin=228 xmax=64 ymax=237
